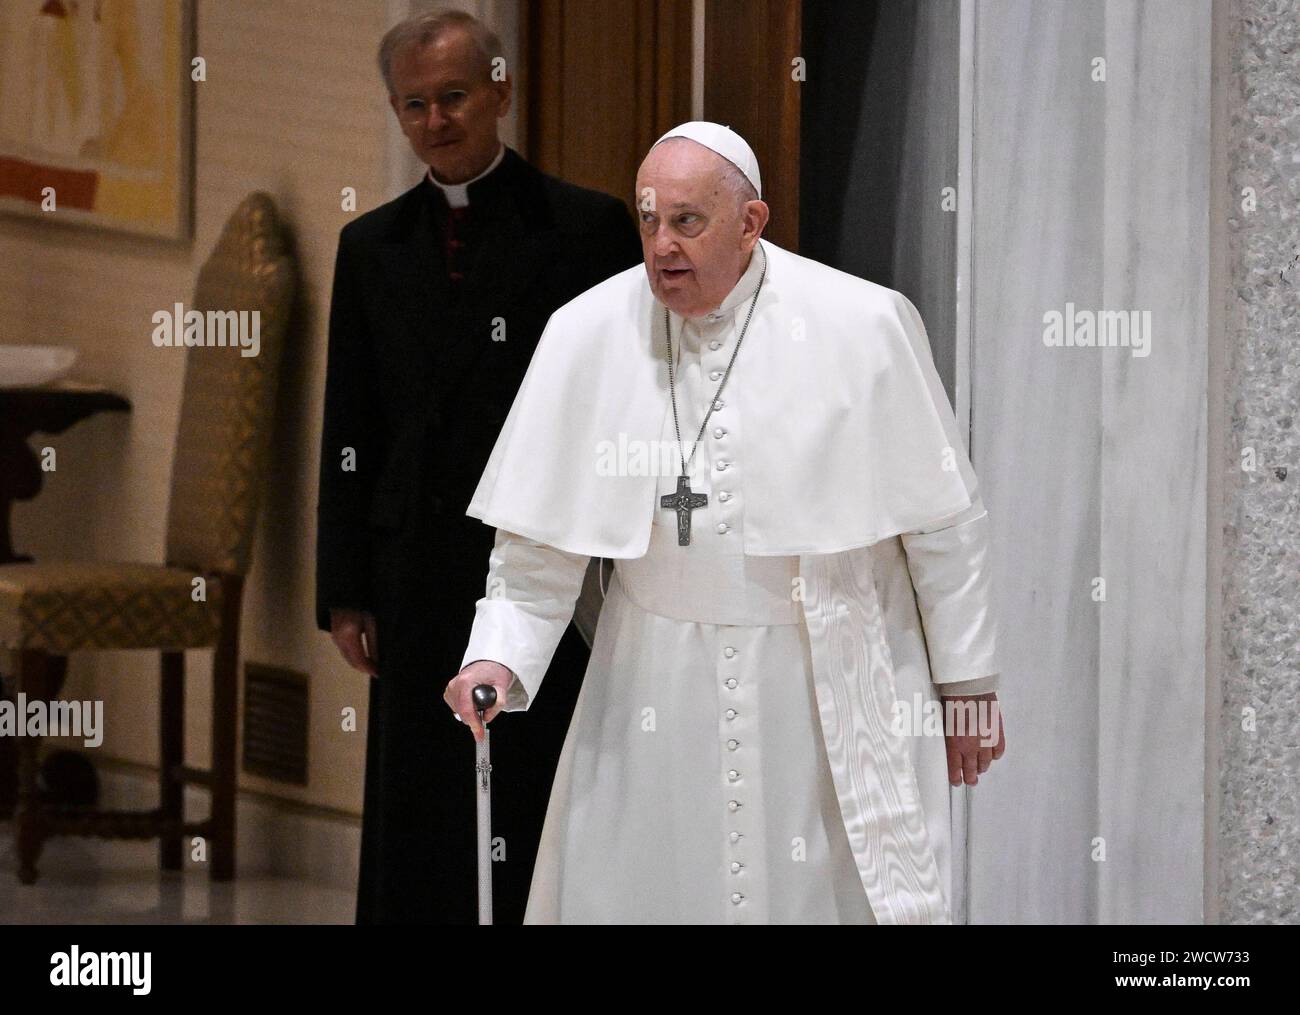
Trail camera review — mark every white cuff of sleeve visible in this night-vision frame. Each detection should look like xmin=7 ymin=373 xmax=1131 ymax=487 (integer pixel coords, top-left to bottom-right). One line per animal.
xmin=900 ymin=509 xmax=1000 ymax=685
xmin=460 ymin=600 xmax=549 ymax=711
xmin=935 ymin=673 xmax=1000 ymax=696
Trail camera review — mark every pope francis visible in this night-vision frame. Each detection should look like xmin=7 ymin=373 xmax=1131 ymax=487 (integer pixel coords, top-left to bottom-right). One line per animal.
xmin=444 ymin=122 xmax=1006 ymax=925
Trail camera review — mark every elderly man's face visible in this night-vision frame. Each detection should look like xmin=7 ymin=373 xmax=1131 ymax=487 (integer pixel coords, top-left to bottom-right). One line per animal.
xmin=388 ymin=28 xmax=510 ymax=184
xmin=635 ymin=140 xmax=767 ymax=318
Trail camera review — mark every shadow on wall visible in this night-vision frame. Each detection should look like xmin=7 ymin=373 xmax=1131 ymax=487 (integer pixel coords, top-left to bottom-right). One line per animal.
xmin=801 ymin=0 xmax=916 ymax=288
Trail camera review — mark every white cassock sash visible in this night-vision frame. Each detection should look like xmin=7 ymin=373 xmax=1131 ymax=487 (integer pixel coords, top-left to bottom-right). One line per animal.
xmin=800 ymin=548 xmax=952 ymax=923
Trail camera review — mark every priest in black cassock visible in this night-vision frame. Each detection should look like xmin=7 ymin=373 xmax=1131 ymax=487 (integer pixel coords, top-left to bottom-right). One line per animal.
xmin=315 ymin=10 xmax=640 ymax=924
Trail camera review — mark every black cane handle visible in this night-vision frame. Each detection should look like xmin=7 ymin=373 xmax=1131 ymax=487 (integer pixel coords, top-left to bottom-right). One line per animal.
xmin=472 ymin=684 xmax=497 ymax=714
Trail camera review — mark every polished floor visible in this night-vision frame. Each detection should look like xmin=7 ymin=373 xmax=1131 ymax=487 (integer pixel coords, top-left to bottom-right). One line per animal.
xmin=0 ymin=820 xmax=356 ymax=924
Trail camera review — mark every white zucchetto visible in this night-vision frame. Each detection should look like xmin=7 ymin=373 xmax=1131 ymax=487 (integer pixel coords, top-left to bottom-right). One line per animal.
xmin=653 ymin=121 xmax=762 ymax=199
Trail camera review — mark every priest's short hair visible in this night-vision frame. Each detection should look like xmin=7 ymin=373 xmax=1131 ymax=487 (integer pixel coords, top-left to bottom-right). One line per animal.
xmin=378 ymin=9 xmax=504 ymax=94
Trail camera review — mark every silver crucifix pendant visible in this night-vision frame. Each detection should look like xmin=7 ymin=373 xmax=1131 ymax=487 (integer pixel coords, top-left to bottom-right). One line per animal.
xmin=661 ymin=474 xmax=708 ymax=546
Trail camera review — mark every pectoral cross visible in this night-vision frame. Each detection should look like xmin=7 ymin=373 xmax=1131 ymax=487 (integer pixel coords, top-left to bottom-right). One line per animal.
xmin=661 ymin=474 xmax=708 ymax=546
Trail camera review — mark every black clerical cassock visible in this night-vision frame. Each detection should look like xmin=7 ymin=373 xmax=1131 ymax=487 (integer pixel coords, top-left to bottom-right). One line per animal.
xmin=316 ymin=145 xmax=641 ymax=923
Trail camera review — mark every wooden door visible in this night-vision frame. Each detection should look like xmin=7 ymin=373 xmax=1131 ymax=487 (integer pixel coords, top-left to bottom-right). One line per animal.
xmin=521 ymin=0 xmax=694 ymax=213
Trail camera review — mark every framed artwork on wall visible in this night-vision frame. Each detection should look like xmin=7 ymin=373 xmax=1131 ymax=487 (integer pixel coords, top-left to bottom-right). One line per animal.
xmin=0 ymin=0 xmax=194 ymax=241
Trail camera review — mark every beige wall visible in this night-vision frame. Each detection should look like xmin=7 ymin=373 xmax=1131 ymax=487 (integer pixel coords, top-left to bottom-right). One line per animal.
xmin=0 ymin=0 xmax=395 ymax=816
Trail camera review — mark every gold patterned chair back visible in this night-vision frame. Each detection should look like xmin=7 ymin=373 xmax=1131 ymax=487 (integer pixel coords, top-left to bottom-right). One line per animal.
xmin=165 ymin=193 xmax=295 ymax=576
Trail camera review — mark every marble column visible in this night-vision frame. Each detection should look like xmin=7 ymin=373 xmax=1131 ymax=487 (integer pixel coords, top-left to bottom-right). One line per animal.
xmin=964 ymin=0 xmax=1211 ymax=923
xmin=1216 ymin=0 xmax=1300 ymax=926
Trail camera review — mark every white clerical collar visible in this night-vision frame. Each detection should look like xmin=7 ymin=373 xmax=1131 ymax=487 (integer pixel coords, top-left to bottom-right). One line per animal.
xmin=696 ymin=241 xmax=768 ymax=322
xmin=426 ymin=142 xmax=505 ymax=208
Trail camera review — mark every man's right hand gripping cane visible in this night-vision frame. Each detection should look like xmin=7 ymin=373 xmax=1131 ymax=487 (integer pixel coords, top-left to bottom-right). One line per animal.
xmin=444 ymin=660 xmax=513 ymax=743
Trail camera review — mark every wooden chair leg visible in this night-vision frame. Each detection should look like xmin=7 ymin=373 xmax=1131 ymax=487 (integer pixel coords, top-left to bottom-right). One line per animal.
xmin=159 ymin=650 xmax=184 ymax=871
xmin=209 ymin=577 xmax=242 ymax=881
xmin=14 ymin=649 xmax=52 ymax=885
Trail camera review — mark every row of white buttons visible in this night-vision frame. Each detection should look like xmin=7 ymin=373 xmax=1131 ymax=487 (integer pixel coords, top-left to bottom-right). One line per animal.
xmin=698 ymin=321 xmax=737 ymax=546
xmin=724 ymin=642 xmax=746 ymax=907
xmin=708 ymin=387 xmax=733 ymax=535
xmin=709 ymin=397 xmax=729 ymax=537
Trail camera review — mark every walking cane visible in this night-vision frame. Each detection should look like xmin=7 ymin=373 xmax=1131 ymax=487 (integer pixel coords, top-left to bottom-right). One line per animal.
xmin=473 ymin=684 xmax=497 ymax=926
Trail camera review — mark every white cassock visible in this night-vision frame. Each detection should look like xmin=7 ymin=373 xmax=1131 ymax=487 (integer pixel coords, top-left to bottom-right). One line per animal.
xmin=460 ymin=239 xmax=1001 ymax=924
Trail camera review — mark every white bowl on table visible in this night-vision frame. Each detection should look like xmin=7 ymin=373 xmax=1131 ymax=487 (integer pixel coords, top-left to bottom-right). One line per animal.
xmin=0 ymin=345 xmax=79 ymax=387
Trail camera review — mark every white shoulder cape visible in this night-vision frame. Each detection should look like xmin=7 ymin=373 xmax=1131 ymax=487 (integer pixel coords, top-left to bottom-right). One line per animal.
xmin=466 ymin=239 xmax=976 ymax=558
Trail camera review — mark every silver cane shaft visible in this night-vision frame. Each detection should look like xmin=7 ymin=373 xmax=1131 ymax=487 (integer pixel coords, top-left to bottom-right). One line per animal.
xmin=475 ymin=716 xmax=492 ymax=925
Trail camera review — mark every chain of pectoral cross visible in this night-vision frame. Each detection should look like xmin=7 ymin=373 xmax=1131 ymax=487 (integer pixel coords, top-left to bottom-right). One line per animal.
xmin=660 ymin=248 xmax=767 ymax=545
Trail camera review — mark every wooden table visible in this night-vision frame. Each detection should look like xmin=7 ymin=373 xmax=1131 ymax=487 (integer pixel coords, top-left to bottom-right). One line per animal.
xmin=0 ymin=381 xmax=131 ymax=562
xmin=0 ymin=381 xmax=131 ymax=817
